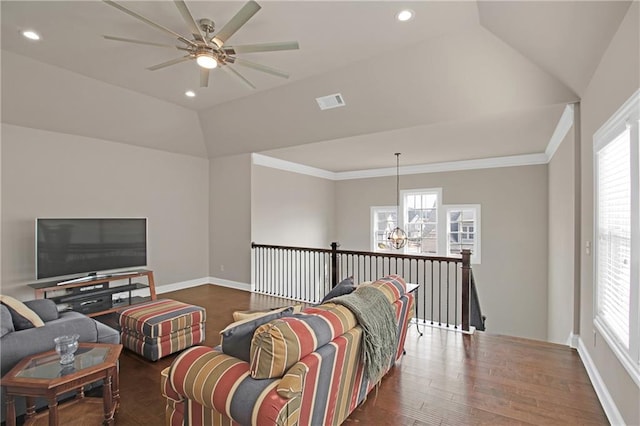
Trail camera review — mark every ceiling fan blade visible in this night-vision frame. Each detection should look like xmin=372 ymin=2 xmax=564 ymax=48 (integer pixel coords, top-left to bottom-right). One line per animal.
xmin=232 ymin=57 xmax=290 ymax=79
xmin=147 ymin=55 xmax=192 ymax=71
xmin=200 ymin=68 xmax=210 ymax=88
xmin=103 ymin=35 xmax=181 ymax=49
xmin=212 ymin=0 xmax=261 ymax=47
xmin=103 ymin=0 xmax=195 ymax=47
xmin=223 ymin=41 xmax=299 ymax=55
xmin=223 ymin=65 xmax=256 ymax=89
xmin=174 ymin=1 xmax=207 ymax=43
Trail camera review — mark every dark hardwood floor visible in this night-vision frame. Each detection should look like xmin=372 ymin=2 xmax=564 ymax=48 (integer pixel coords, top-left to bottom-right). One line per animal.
xmin=45 ymin=284 xmax=611 ymax=425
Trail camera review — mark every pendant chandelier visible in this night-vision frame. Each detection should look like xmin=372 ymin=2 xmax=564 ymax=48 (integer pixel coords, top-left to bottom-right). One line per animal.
xmin=387 ymin=153 xmax=407 ymax=249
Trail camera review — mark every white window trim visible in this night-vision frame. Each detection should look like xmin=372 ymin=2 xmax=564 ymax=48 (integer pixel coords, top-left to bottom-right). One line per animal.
xmin=370 ymin=205 xmax=397 ymax=252
xmin=399 ymin=188 xmax=444 ymax=255
xmin=445 ymin=204 xmax=481 ymax=264
xmin=592 ymin=89 xmax=640 ymax=387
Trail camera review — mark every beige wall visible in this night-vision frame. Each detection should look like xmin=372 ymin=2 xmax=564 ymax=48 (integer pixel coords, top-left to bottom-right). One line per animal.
xmin=0 ymin=124 xmax=210 ymax=300
xmin=0 ymin=134 xmax=2 ymax=288
xmin=547 ymin=127 xmax=576 ymax=344
xmin=335 ymin=165 xmax=549 ymax=340
xmin=251 ymin=165 xmax=335 ymax=248
xmin=209 ymin=154 xmax=252 ymax=284
xmin=579 ymin=2 xmax=639 ymax=424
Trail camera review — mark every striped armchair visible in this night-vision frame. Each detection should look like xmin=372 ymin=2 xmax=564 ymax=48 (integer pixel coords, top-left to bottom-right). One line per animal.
xmin=161 ymin=275 xmax=414 ymax=426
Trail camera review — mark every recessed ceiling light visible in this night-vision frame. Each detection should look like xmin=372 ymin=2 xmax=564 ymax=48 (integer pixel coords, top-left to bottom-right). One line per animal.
xmin=22 ymin=30 xmax=41 ymax=41
xmin=185 ymin=90 xmax=196 ymax=98
xmin=396 ymin=9 xmax=415 ymax=22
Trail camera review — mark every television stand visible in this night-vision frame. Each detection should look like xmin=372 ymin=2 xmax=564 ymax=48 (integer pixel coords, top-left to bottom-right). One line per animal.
xmin=57 ymin=273 xmax=111 ymax=286
xmin=29 ymin=270 xmax=156 ymax=317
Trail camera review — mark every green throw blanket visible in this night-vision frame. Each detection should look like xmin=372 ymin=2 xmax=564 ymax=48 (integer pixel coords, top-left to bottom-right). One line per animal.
xmin=331 ymin=285 xmax=398 ymax=383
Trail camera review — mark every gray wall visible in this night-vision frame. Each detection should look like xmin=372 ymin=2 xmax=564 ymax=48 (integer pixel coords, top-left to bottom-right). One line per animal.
xmin=547 ymin=127 xmax=576 ymax=344
xmin=335 ymin=165 xmax=549 ymax=340
xmin=209 ymin=154 xmax=252 ymax=284
xmin=579 ymin=2 xmax=640 ymax=424
xmin=0 ymin=124 xmax=210 ymax=299
xmin=252 ymin=165 xmax=335 ymax=248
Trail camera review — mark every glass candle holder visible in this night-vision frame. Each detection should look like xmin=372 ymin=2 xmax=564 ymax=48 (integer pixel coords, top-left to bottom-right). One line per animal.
xmin=54 ymin=334 xmax=79 ymax=365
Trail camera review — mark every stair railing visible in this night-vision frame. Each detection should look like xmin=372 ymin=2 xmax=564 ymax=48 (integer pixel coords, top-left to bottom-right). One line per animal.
xmin=251 ymin=242 xmax=480 ymax=332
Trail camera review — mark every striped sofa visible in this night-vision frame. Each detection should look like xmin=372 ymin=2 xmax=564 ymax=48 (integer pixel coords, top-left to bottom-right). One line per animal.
xmin=161 ymin=275 xmax=414 ymax=425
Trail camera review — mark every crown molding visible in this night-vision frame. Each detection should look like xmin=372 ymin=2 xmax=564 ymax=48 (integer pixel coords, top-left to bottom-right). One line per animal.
xmin=335 ymin=153 xmax=549 ymax=180
xmin=253 ymin=103 xmax=577 ymax=180
xmin=252 ymin=153 xmax=334 ymax=180
xmin=545 ymin=104 xmax=575 ymax=160
xmin=254 ymin=152 xmax=549 ymax=181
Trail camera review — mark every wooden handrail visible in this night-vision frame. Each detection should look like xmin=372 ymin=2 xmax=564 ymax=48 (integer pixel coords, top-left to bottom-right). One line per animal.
xmin=251 ymin=242 xmax=332 ymax=254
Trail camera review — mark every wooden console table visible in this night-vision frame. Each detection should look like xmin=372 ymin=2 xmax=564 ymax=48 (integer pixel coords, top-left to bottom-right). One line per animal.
xmin=29 ymin=270 xmax=156 ymax=317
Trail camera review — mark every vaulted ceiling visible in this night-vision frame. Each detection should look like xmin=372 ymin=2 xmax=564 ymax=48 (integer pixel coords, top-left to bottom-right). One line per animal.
xmin=1 ymin=1 xmax=632 ymax=171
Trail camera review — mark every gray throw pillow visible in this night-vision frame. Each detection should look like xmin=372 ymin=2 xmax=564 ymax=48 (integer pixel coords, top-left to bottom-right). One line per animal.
xmin=0 ymin=304 xmax=14 ymax=337
xmin=321 ymin=276 xmax=355 ymax=304
xmin=4 ymin=304 xmax=43 ymax=331
xmin=25 ymin=299 xmax=59 ymax=322
xmin=221 ymin=307 xmax=294 ymax=362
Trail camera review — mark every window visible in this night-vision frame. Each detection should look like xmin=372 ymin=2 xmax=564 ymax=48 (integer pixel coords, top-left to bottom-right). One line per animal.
xmin=401 ymin=188 xmax=443 ymax=255
xmin=370 ymin=188 xmax=481 ymax=263
xmin=593 ymin=89 xmax=639 ymax=384
xmin=371 ymin=206 xmax=397 ymax=251
xmin=446 ymin=205 xmax=481 ymax=263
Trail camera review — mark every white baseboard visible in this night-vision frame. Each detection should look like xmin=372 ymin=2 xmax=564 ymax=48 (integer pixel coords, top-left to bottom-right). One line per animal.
xmin=576 ymin=336 xmax=625 ymax=426
xmin=567 ymin=332 xmax=579 ymax=349
xmin=207 ymin=277 xmax=251 ymax=292
xmin=152 ymin=276 xmax=251 ymax=295
xmin=155 ymin=277 xmax=212 ymax=294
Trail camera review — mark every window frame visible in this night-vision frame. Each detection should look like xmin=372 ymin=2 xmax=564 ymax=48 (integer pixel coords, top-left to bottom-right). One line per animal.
xmin=592 ymin=89 xmax=640 ymax=386
xmin=399 ymin=188 xmax=444 ymax=256
xmin=445 ymin=204 xmax=481 ymax=264
xmin=370 ymin=206 xmax=398 ymax=252
xmin=371 ymin=189 xmax=482 ymax=262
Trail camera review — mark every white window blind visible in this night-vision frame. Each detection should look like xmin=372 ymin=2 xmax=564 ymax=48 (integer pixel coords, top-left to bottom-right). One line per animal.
xmin=596 ymin=128 xmax=631 ymax=347
xmin=592 ymin=89 xmax=640 ymax=386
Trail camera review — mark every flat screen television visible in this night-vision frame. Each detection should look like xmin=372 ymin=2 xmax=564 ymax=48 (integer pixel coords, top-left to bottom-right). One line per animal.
xmin=36 ymin=218 xmax=147 ymax=280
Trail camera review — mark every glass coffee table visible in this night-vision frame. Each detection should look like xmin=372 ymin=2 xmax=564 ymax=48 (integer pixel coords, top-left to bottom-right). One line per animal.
xmin=1 ymin=343 xmax=122 ymax=426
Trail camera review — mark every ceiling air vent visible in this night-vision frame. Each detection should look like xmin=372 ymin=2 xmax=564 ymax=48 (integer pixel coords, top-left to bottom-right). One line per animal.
xmin=316 ymin=93 xmax=346 ymax=110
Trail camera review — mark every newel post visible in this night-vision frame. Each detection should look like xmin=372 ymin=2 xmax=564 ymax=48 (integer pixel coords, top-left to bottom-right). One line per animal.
xmin=331 ymin=242 xmax=340 ymax=288
xmin=461 ymin=249 xmax=471 ymax=332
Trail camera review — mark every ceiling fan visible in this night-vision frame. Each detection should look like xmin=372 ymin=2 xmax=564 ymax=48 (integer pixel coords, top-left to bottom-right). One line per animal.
xmin=102 ymin=0 xmax=299 ymax=89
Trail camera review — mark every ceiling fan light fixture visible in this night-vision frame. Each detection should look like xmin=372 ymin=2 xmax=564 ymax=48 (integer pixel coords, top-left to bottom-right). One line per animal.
xmin=196 ymin=54 xmax=218 ymax=69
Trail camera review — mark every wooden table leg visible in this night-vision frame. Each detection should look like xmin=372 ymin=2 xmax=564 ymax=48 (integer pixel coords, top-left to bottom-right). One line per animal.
xmin=102 ymin=374 xmax=114 ymax=425
xmin=5 ymin=394 xmax=16 ymax=426
xmin=25 ymin=396 xmax=36 ymax=422
xmin=113 ymin=362 xmax=121 ymax=412
xmin=47 ymin=397 xmax=58 ymax=426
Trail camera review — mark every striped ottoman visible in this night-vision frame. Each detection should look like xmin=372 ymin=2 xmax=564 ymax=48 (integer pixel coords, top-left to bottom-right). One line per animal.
xmin=119 ymin=299 xmax=206 ymax=361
